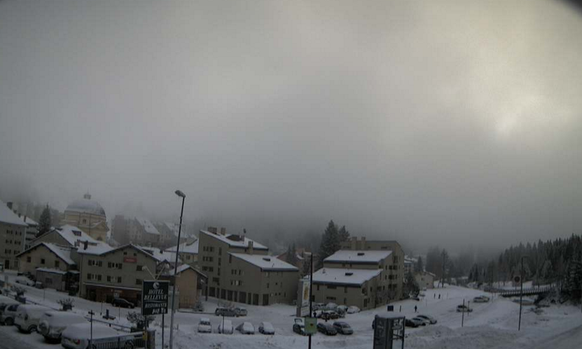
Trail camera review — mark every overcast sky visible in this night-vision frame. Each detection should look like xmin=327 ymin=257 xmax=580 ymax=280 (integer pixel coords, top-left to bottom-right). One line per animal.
xmin=1 ymin=0 xmax=581 ymax=252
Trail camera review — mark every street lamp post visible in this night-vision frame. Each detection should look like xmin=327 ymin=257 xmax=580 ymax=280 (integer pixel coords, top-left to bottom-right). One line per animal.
xmin=169 ymin=190 xmax=186 ymax=349
xmin=518 ymin=255 xmax=528 ymax=331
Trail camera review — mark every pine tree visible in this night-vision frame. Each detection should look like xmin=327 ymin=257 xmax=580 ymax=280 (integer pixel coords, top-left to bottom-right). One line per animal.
xmin=38 ymin=204 xmax=52 ymax=237
xmin=338 ymin=225 xmax=350 ymax=243
xmin=286 ymin=243 xmax=298 ymax=266
xmin=415 ymin=256 xmax=424 ymax=273
xmin=403 ymin=271 xmax=419 ymax=298
xmin=318 ymin=220 xmax=340 ymax=267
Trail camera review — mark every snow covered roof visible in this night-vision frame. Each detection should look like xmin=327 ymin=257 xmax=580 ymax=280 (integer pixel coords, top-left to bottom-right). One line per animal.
xmin=135 ymin=217 xmax=160 ymax=235
xmin=0 ymin=200 xmax=28 ymax=226
xmin=76 ymin=241 xmax=114 ymax=255
xmin=167 ymin=264 xmax=206 ymax=278
xmin=324 ymin=250 xmax=392 ymax=264
xmin=230 ymin=253 xmax=299 ymax=272
xmin=312 ymin=268 xmax=382 ymax=286
xmin=65 ymin=195 xmax=106 ymax=216
xmin=134 ymin=245 xmax=181 ymax=263
xmin=165 ymin=240 xmax=198 ymax=254
xmin=163 ymin=222 xmax=180 ymax=237
xmin=36 ymin=268 xmax=67 ymax=275
xmin=17 ymin=242 xmax=76 ymax=265
xmin=200 ymin=230 xmax=268 ymax=250
xmin=51 ymin=225 xmax=100 ymax=246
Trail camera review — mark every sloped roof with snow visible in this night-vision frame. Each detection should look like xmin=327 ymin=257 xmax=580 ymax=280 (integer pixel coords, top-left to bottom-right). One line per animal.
xmin=167 ymin=264 xmax=206 ymax=278
xmin=324 ymin=250 xmax=392 ymax=264
xmin=230 ymin=253 xmax=299 ymax=272
xmin=135 ymin=218 xmax=160 ymax=235
xmin=52 ymin=225 xmax=100 ymax=246
xmin=163 ymin=222 xmax=180 ymax=237
xmin=134 ymin=245 xmax=181 ymax=263
xmin=0 ymin=200 xmax=28 ymax=226
xmin=166 ymin=240 xmax=198 ymax=254
xmin=312 ymin=268 xmax=382 ymax=286
xmin=17 ymin=242 xmax=75 ymax=265
xmin=200 ymin=230 xmax=268 ymax=250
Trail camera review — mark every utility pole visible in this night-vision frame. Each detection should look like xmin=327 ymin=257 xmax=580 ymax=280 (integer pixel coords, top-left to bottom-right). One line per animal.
xmin=308 ymin=253 xmax=313 ymax=349
xmin=441 ymin=250 xmax=447 ymax=288
xmin=89 ymin=310 xmax=94 ymax=349
xmin=518 ymin=256 xmax=527 ymax=331
xmin=169 ymin=190 xmax=186 ymax=349
xmin=461 ymin=299 xmax=465 ymax=327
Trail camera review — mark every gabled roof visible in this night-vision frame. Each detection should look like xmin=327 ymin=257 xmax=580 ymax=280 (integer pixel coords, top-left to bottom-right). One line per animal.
xmin=79 ymin=243 xmax=160 ymax=264
xmin=16 ymin=242 xmax=75 ymax=266
xmin=230 ymin=253 xmax=298 ymax=272
xmin=324 ymin=250 xmax=392 ymax=264
xmin=0 ymin=200 xmax=28 ymax=226
xmin=200 ymin=230 xmax=268 ymax=250
xmin=167 ymin=264 xmax=207 ymax=278
xmin=37 ymin=224 xmax=99 ymax=247
xmin=135 ymin=217 xmax=160 ymax=235
xmin=165 ymin=240 xmax=198 ymax=254
xmin=312 ymin=268 xmax=382 ymax=286
xmin=133 ymin=245 xmax=181 ymax=264
xmin=163 ymin=222 xmax=180 ymax=237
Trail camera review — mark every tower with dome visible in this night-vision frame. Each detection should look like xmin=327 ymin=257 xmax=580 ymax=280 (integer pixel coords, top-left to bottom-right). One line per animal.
xmin=61 ymin=193 xmax=109 ymax=241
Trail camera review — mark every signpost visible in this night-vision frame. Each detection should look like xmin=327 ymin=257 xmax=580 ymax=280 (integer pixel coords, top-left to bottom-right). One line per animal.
xmin=304 ymin=317 xmax=317 ymax=335
xmin=296 ymin=278 xmax=311 ymax=317
xmin=142 ymin=280 xmax=170 ymax=316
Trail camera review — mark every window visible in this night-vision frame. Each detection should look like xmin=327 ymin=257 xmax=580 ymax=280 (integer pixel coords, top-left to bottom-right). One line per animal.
xmin=27 ymin=256 xmax=31 ymax=263
xmin=116 ymin=263 xmax=122 ymax=270
xmin=107 ymin=276 xmax=112 ymax=282
xmin=117 ymin=277 xmax=122 ymax=283
xmin=55 ymin=260 xmax=60 ymax=268
xmin=97 ymin=274 xmax=102 ymax=281
xmin=41 ymin=258 xmax=45 ymax=265
xmin=136 ymin=279 xmax=143 ymax=285
xmin=87 ymin=273 xmax=93 ymax=280
xmin=136 ymin=265 xmax=143 ymax=271
xmin=328 ymin=285 xmax=336 ymax=290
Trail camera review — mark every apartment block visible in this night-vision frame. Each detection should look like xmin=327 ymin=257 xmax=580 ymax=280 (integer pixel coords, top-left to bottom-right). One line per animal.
xmin=199 ymin=228 xmax=299 ymax=305
xmin=0 ymin=199 xmax=28 ymax=270
xmin=129 ymin=217 xmax=160 ymax=246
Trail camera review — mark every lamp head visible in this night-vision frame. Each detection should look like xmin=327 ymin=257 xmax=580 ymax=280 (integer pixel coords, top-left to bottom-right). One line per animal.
xmin=175 ymin=190 xmax=186 ymax=198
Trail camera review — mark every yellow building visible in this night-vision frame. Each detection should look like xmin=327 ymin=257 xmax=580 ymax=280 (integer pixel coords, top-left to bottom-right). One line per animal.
xmin=62 ymin=193 xmax=109 ymax=242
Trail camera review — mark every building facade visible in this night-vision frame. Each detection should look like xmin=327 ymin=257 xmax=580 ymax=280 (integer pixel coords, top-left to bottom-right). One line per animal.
xmin=129 ymin=218 xmax=160 ymax=246
xmin=162 ymin=265 xmax=206 ymax=308
xmin=199 ymin=228 xmax=299 ymax=305
xmin=61 ymin=193 xmax=109 ymax=242
xmin=415 ymin=271 xmax=435 ymax=290
xmin=0 ymin=200 xmax=28 ymax=270
xmin=165 ymin=240 xmax=198 ymax=267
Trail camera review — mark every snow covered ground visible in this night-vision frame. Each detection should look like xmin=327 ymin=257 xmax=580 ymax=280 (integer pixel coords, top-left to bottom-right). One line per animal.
xmin=2 ymin=271 xmax=582 ymax=349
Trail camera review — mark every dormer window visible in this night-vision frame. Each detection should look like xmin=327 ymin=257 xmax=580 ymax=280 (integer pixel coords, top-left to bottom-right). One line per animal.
xmin=72 ymin=230 xmax=82 ymax=237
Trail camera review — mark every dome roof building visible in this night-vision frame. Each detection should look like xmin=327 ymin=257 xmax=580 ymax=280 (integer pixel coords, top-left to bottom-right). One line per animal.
xmin=62 ymin=193 xmax=109 ymax=241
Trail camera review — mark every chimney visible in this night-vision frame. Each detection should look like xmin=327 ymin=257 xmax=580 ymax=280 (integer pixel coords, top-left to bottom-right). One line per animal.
xmin=83 ymin=241 xmax=88 ymax=250
xmin=208 ymin=226 xmax=217 ymax=234
xmin=18 ymin=213 xmax=22 ymax=218
xmin=220 ymin=227 xmax=226 ymax=235
xmin=351 ymin=237 xmax=357 ymax=250
xmin=7 ymin=202 xmax=13 ymax=210
xmin=24 ymin=216 xmax=27 ymax=223
xmin=248 ymin=241 xmax=254 ymax=255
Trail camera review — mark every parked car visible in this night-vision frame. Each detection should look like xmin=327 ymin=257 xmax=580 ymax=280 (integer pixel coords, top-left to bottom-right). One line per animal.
xmin=258 ymin=321 xmax=275 ymax=335
xmin=215 ymin=307 xmax=237 ymax=317
xmin=61 ymin=323 xmax=136 ymax=349
xmin=456 ymin=305 xmax=473 ymax=313
xmin=14 ymin=276 xmax=35 ymax=286
xmin=320 ymin=310 xmax=340 ymax=320
xmin=312 ymin=303 xmax=325 ymax=311
xmin=416 ymin=315 xmax=437 ymax=324
xmin=293 ymin=318 xmax=307 ymax=336
xmin=14 ymin=304 xmax=50 ymax=333
xmin=236 ymin=322 xmax=255 ymax=334
xmin=38 ymin=311 xmax=88 ymax=343
xmin=0 ymin=303 xmax=20 ymax=326
xmin=412 ymin=317 xmax=429 ymax=326
xmin=112 ymin=298 xmax=135 ymax=309
xmin=317 ymin=322 xmax=337 ymax=336
xmin=218 ymin=319 xmax=233 ymax=334
xmin=405 ymin=318 xmax=425 ymax=328
xmin=337 ymin=305 xmax=348 ymax=313
xmin=234 ymin=307 xmax=248 ymax=317
xmin=333 ymin=321 xmax=353 ymax=335
xmin=346 ymin=306 xmax=360 ymax=314
xmin=473 ymin=296 xmax=490 ymax=303
xmin=325 ymin=303 xmax=338 ymax=310
xmin=34 ymin=282 xmax=44 ymax=289
xmin=198 ymin=318 xmax=212 ymax=333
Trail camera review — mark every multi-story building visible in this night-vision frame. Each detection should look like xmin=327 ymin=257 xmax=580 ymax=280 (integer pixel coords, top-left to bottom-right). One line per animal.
xmin=277 ymin=248 xmax=313 ymax=275
xmin=61 ymin=193 xmax=109 ymax=242
xmin=16 ymin=242 xmax=78 ymax=291
xmin=310 ymin=237 xmax=405 ymax=310
xmin=199 ymin=228 xmax=299 ymax=305
xmin=0 ymin=200 xmax=28 ymax=270
xmin=156 ymin=222 xmax=189 ymax=247
xmin=165 ymin=239 xmax=199 ymax=267
xmin=129 ymin=217 xmax=160 ymax=246
xmin=415 ymin=271 xmax=435 ymax=290
xmin=404 ymin=256 xmax=418 ymax=275
xmin=161 ymin=264 xmax=206 ymax=308
xmin=111 ymin=215 xmax=130 ymax=245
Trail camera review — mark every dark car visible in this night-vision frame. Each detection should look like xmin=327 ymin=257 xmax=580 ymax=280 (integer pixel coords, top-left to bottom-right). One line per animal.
xmin=333 ymin=321 xmax=353 ymax=335
xmin=405 ymin=318 xmax=424 ymax=328
xmin=293 ymin=323 xmax=308 ymax=336
xmin=319 ymin=310 xmax=340 ymax=320
xmin=317 ymin=322 xmax=337 ymax=336
xmin=112 ymin=298 xmax=134 ymax=309
xmin=215 ymin=307 xmax=238 ymax=317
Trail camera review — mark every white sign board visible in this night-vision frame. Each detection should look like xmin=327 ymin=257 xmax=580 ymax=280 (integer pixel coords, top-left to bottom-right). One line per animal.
xmin=296 ymin=278 xmax=310 ymax=317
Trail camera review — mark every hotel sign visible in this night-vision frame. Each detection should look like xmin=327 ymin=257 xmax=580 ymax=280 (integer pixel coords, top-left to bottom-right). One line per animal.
xmin=141 ymin=280 xmax=169 ymax=315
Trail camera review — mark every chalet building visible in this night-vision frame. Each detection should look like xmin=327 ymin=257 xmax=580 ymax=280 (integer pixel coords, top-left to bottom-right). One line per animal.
xmin=415 ymin=271 xmax=435 ymax=290
xmin=311 ymin=237 xmax=405 ymax=310
xmin=161 ymin=264 xmax=206 ymax=308
xmin=129 ymin=217 xmax=160 ymax=246
xmin=165 ymin=239 xmax=199 ymax=267
xmin=0 ymin=199 xmax=29 ymax=270
xmin=199 ymin=227 xmax=299 ymax=305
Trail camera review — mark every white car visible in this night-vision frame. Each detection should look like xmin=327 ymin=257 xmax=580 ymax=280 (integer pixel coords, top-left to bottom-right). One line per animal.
xmin=325 ymin=302 xmax=338 ymax=310
xmin=38 ymin=311 xmax=88 ymax=343
xmin=61 ymin=323 xmax=136 ymax=349
xmin=14 ymin=276 xmax=35 ymax=286
xmin=473 ymin=295 xmax=490 ymax=303
xmin=0 ymin=303 xmax=20 ymax=325
xmin=236 ymin=322 xmax=255 ymax=334
xmin=198 ymin=318 xmax=212 ymax=333
xmin=218 ymin=319 xmax=233 ymax=334
xmin=258 ymin=321 xmax=275 ymax=335
xmin=346 ymin=306 xmax=360 ymax=314
xmin=14 ymin=304 xmax=49 ymax=333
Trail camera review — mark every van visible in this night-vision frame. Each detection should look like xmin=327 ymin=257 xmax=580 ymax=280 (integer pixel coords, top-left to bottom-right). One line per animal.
xmin=14 ymin=304 xmax=50 ymax=333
